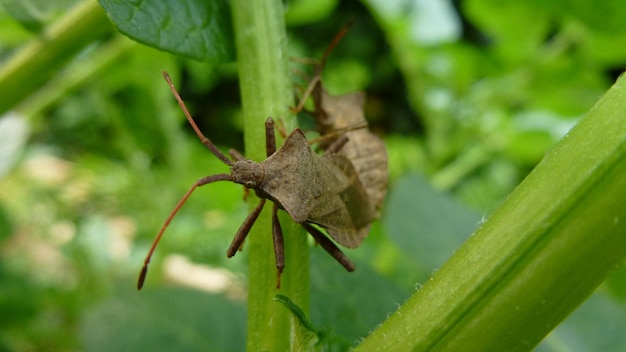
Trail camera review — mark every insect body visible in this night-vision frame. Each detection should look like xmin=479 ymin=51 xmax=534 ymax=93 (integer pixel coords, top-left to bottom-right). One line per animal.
xmin=236 ymin=124 xmax=374 ymax=248
xmin=315 ymin=91 xmax=388 ymax=212
xmin=138 ymin=72 xmax=375 ymax=290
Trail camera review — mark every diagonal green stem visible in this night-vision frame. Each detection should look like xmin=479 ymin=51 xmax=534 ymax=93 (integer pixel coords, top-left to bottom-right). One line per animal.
xmin=0 ymin=0 xmax=112 ymax=115
xmin=231 ymin=1 xmax=310 ymax=351
xmin=355 ymin=74 xmax=626 ymax=351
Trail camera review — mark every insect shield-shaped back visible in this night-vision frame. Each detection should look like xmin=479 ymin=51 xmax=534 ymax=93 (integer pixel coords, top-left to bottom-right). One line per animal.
xmin=255 ymin=129 xmax=376 ymax=247
xmin=309 ymin=152 xmax=374 ymax=248
xmin=249 ymin=129 xmax=318 ymax=222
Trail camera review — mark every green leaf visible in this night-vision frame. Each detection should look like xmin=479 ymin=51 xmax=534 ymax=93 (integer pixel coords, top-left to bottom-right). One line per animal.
xmin=557 ymin=0 xmax=626 ymax=34
xmin=80 ymin=287 xmax=246 ymax=352
xmin=97 ymin=0 xmax=234 ymax=62
xmin=284 ymin=0 xmax=338 ymax=26
xmin=385 ymin=172 xmax=480 ymax=271
xmin=274 ymin=294 xmax=324 ymax=350
xmin=1 ymin=0 xmax=45 ymax=31
xmin=537 ymin=292 xmax=626 ymax=351
xmin=310 ymin=251 xmax=407 ymax=349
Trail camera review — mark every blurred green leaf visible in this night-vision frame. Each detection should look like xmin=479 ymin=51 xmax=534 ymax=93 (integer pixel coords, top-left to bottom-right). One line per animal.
xmin=0 ymin=0 xmax=79 ymax=31
xmin=80 ymin=287 xmax=246 ymax=352
xmin=462 ymin=0 xmax=550 ymax=61
xmin=98 ymin=0 xmax=234 ymax=62
xmin=1 ymin=0 xmax=46 ymax=31
xmin=285 ymin=0 xmax=338 ymax=25
xmin=605 ymin=262 xmax=626 ymax=301
xmin=537 ymin=291 xmax=626 ymax=351
xmin=310 ymin=251 xmax=407 ymax=350
xmin=385 ymin=172 xmax=480 ymax=271
xmin=558 ymin=0 xmax=626 ymax=33
xmin=274 ymin=294 xmax=325 ymax=350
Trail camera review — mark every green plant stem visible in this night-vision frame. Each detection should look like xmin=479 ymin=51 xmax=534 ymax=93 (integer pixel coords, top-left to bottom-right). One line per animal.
xmin=17 ymin=35 xmax=136 ymax=119
xmin=355 ymin=74 xmax=626 ymax=351
xmin=431 ymin=144 xmax=491 ymax=191
xmin=0 ymin=0 xmax=112 ymax=115
xmin=231 ymin=1 xmax=309 ymax=351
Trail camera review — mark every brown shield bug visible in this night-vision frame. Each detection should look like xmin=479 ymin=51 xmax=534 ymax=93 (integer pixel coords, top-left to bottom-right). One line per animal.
xmin=294 ymin=25 xmax=389 ymax=213
xmin=313 ymin=91 xmax=388 ymax=212
xmin=137 ymin=72 xmax=376 ymax=290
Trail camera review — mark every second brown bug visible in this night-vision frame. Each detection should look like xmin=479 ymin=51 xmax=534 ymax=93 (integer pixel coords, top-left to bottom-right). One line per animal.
xmin=295 ymin=25 xmax=389 ymax=213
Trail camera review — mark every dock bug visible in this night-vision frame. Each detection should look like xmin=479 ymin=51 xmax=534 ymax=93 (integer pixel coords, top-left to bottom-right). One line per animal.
xmin=294 ymin=25 xmax=389 ymax=213
xmin=137 ymin=72 xmax=376 ymax=290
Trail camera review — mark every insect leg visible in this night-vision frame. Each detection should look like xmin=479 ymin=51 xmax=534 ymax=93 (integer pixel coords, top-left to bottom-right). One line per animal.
xmin=323 ymin=135 xmax=350 ymax=155
xmin=291 ymin=22 xmax=353 ymax=114
xmin=291 ymin=74 xmax=321 ymax=114
xmin=271 ymin=203 xmax=285 ymax=288
xmin=306 ymin=121 xmax=368 ymax=146
xmin=229 ymin=149 xmax=246 ymax=161
xmin=163 ymin=72 xmax=233 ymax=166
xmin=265 ymin=118 xmax=277 ymax=156
xmin=301 ymin=223 xmax=355 ymax=272
xmin=226 ymin=198 xmax=267 ymax=257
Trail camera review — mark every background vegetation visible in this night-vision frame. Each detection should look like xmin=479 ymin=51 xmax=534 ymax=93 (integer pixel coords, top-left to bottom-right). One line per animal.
xmin=0 ymin=0 xmax=625 ymax=351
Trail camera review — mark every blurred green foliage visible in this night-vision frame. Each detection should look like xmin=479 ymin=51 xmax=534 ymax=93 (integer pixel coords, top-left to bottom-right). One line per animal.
xmin=0 ymin=0 xmax=625 ymax=351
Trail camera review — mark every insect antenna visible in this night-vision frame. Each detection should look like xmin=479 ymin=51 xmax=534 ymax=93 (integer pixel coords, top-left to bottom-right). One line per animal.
xmin=163 ymin=71 xmax=233 ymax=166
xmin=306 ymin=123 xmax=367 ymax=152
xmin=319 ymin=21 xmax=353 ymax=69
xmin=138 ymin=173 xmax=233 ymax=290
xmin=138 ymin=73 xmax=239 ymax=290
xmin=292 ymin=22 xmax=353 ymax=113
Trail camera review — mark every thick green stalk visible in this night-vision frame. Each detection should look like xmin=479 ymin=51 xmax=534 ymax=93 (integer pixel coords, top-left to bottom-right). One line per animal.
xmin=355 ymin=75 xmax=626 ymax=350
xmin=0 ymin=0 xmax=112 ymax=115
xmin=231 ymin=1 xmax=309 ymax=351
